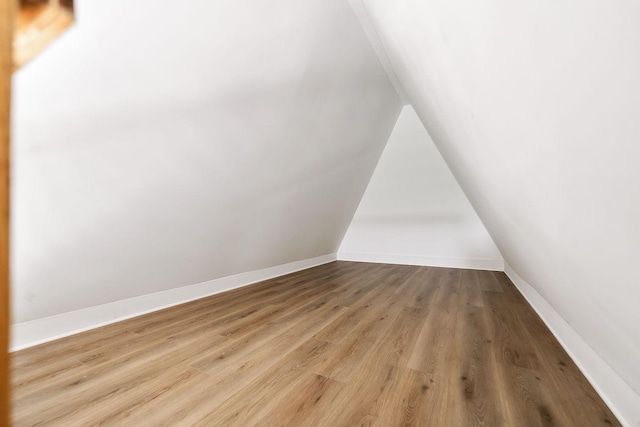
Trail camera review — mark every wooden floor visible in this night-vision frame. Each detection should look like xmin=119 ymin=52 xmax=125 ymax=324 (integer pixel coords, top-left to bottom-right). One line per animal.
xmin=12 ymin=262 xmax=620 ymax=426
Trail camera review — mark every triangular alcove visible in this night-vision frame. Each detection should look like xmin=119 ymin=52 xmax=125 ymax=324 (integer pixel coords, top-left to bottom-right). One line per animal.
xmin=339 ymin=105 xmax=503 ymax=271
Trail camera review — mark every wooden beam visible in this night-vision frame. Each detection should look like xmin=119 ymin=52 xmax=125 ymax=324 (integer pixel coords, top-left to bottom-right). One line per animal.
xmin=14 ymin=0 xmax=74 ymax=69
xmin=0 ymin=0 xmax=12 ymax=424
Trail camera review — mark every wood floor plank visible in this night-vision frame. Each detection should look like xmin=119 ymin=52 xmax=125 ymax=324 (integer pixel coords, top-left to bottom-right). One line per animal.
xmin=372 ymin=367 xmax=439 ymax=426
xmin=529 ymin=329 xmax=621 ymax=426
xmin=189 ymin=301 xmax=346 ymax=376
xmin=310 ymin=304 xmax=437 ymax=425
xmin=312 ymin=284 xmax=394 ymax=344
xmin=192 ymin=339 xmax=334 ymax=426
xmin=312 ymin=303 xmax=413 ymax=383
xmin=11 ymin=261 xmax=621 ymax=426
xmin=492 ymin=271 xmax=528 ymax=303
xmin=450 ymin=304 xmax=513 ymax=426
xmin=14 ymin=331 xmax=229 ymax=425
xmin=459 ymin=269 xmax=486 ymax=308
xmin=407 ymin=287 xmax=460 ymax=373
xmin=478 ymin=269 xmax=504 ymax=292
xmin=483 ymin=290 xmax=541 ymax=370
xmin=393 ymin=266 xmax=439 ymax=309
xmin=254 ymin=372 xmax=344 ymax=427
xmin=498 ymin=365 xmax=576 ymax=427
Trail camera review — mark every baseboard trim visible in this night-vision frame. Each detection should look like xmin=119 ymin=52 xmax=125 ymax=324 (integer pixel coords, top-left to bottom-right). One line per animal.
xmin=337 ymin=251 xmax=504 ymax=271
xmin=505 ymin=264 xmax=640 ymax=427
xmin=11 ymin=253 xmax=337 ymax=352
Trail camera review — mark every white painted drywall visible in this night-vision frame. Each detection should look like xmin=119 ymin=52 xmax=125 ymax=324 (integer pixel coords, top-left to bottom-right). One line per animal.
xmin=347 ymin=0 xmax=408 ymax=104
xmin=11 ymin=254 xmax=336 ymax=350
xmin=11 ymin=0 xmax=402 ymax=323
xmin=361 ymin=0 xmax=640 ymax=424
xmin=339 ymin=105 xmax=502 ymax=270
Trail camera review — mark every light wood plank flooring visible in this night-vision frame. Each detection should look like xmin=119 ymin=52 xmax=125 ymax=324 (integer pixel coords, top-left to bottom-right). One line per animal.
xmin=12 ymin=261 xmax=620 ymax=426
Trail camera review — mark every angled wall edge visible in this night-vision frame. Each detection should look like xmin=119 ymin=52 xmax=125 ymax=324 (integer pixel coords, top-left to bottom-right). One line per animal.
xmin=506 ymin=264 xmax=640 ymax=427
xmin=11 ymin=254 xmax=336 ymax=351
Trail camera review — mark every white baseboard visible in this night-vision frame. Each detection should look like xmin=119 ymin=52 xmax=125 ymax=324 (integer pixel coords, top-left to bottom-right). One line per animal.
xmin=11 ymin=254 xmax=337 ymax=352
xmin=505 ymin=264 xmax=640 ymax=427
xmin=337 ymin=251 xmax=504 ymax=271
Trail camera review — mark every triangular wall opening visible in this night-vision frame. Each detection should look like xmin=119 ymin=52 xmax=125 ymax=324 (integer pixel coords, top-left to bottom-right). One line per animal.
xmin=339 ymin=105 xmax=503 ymax=271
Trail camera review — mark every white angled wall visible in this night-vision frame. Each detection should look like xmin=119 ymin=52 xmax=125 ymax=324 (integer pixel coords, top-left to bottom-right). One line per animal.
xmin=339 ymin=105 xmax=502 ymax=270
xmin=11 ymin=0 xmax=402 ymax=333
xmin=361 ymin=0 xmax=640 ymax=424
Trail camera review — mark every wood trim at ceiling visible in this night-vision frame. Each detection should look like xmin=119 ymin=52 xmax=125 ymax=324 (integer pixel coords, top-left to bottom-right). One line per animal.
xmin=14 ymin=0 xmax=74 ymax=69
xmin=0 ymin=0 xmax=12 ymax=424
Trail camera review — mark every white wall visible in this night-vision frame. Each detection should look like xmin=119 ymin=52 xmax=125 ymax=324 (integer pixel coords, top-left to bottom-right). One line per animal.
xmin=339 ymin=105 xmax=502 ymax=270
xmin=11 ymin=0 xmax=402 ymax=324
xmin=361 ymin=0 xmax=640 ymax=424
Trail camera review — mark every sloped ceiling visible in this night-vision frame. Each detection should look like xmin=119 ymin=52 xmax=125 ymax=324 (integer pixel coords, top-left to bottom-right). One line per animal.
xmin=12 ymin=0 xmax=402 ymax=322
xmin=361 ymin=0 xmax=640 ymax=403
